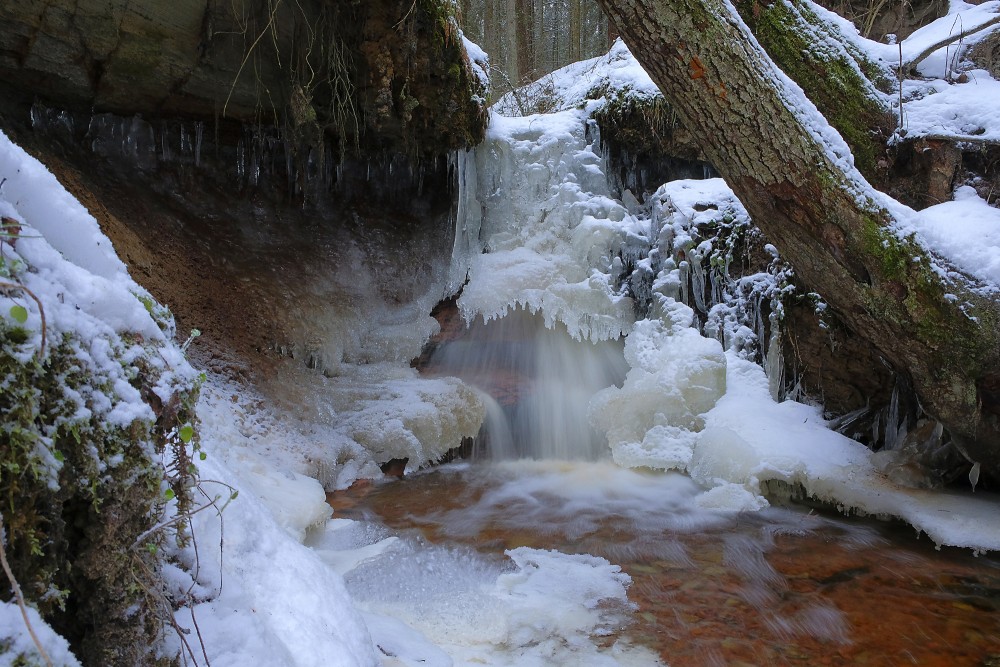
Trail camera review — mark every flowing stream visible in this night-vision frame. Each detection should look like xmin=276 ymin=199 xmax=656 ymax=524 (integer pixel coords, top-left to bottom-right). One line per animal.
xmin=320 ymin=85 xmax=1000 ymax=664
xmin=329 ymin=307 xmax=1000 ymax=665
xmin=332 ymin=461 xmax=1000 ymax=666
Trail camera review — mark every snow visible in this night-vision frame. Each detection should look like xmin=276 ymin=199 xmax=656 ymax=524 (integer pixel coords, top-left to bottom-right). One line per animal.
xmin=591 ymin=312 xmax=728 ymax=471
xmin=693 ymin=354 xmax=1000 ymax=551
xmin=493 ymin=38 xmax=661 ymax=117
xmin=4 ymin=5 xmax=1000 ymax=663
xmin=461 ymin=34 xmax=491 ymax=97
xmin=913 ymin=185 xmax=1000 ymax=286
xmin=166 ymin=399 xmax=379 ymax=667
xmin=0 ymin=600 xmax=81 ymax=667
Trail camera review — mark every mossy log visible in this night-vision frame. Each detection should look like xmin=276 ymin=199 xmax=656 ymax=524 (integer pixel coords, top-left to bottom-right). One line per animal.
xmin=599 ymin=0 xmax=1000 ymax=476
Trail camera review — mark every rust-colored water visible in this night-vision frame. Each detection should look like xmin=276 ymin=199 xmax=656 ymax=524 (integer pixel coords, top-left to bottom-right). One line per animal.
xmin=330 ymin=464 xmax=1000 ymax=666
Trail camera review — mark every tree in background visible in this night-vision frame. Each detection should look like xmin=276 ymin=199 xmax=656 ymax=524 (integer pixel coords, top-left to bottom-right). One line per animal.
xmin=458 ymin=0 xmax=614 ymax=97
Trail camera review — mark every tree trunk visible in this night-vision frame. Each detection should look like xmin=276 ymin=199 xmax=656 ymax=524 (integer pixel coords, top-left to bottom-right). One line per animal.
xmin=516 ymin=0 xmax=536 ymax=83
xmin=569 ymin=0 xmax=584 ymax=62
xmin=598 ymin=0 xmax=1000 ymax=475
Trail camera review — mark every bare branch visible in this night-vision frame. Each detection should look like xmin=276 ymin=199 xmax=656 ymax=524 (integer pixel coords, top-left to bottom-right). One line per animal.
xmin=0 ymin=516 xmax=54 ymax=667
xmin=903 ymin=14 xmax=1000 ymax=73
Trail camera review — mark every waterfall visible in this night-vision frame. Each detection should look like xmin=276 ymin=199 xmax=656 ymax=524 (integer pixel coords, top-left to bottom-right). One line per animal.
xmin=426 ymin=308 xmax=627 ymax=461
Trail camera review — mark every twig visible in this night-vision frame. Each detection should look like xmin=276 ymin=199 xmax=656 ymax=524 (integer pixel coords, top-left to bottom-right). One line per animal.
xmin=392 ymin=0 xmax=418 ymax=31
xmin=130 ymin=553 xmax=201 ymax=667
xmin=919 ymin=132 xmax=1000 ymax=146
xmin=223 ymin=0 xmax=283 ymax=118
xmin=0 ymin=515 xmax=54 ymax=667
xmin=131 ymin=496 xmax=228 ymax=551
xmin=897 ymin=41 xmax=905 ymax=135
xmin=132 ymin=480 xmax=235 ymax=566
xmin=0 ymin=280 xmax=47 ymax=357
xmin=903 ymin=14 xmax=1000 ymax=73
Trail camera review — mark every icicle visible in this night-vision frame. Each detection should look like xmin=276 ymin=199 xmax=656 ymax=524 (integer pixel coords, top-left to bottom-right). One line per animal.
xmin=970 ymin=462 xmax=981 ymax=492
xmin=194 ymin=121 xmax=204 ymax=167
xmin=236 ymin=139 xmax=245 ymax=181
xmin=689 ymin=248 xmax=708 ymax=315
xmin=161 ymin=123 xmax=172 ymax=162
xmin=885 ymin=384 xmax=902 ymax=450
xmin=765 ymin=308 xmax=784 ymax=401
xmin=679 ymin=260 xmax=690 ymax=306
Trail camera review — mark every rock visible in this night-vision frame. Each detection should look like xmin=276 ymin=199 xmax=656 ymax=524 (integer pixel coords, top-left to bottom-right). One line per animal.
xmin=0 ymin=0 xmax=487 ymax=157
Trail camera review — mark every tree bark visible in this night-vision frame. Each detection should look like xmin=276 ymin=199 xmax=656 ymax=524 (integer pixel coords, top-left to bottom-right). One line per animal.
xmin=516 ymin=0 xmax=537 ymax=83
xmin=599 ymin=0 xmax=1000 ymax=474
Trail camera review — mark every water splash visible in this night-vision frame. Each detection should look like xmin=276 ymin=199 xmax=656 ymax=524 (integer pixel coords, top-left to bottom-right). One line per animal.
xmin=426 ymin=308 xmax=628 ymax=461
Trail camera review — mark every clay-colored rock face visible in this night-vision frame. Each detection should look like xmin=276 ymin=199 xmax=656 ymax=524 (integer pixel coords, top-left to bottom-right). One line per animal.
xmin=0 ymin=0 xmax=486 ymax=155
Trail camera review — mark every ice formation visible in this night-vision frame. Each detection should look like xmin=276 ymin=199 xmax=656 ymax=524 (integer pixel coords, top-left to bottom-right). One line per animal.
xmin=451 ymin=33 xmax=1000 ymax=553
xmin=457 ymin=109 xmax=636 ymax=341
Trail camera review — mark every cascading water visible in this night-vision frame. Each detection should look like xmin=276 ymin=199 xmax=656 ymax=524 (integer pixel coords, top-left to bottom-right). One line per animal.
xmin=332 ymin=43 xmax=1000 ymax=667
xmin=425 ymin=307 xmax=628 ymax=460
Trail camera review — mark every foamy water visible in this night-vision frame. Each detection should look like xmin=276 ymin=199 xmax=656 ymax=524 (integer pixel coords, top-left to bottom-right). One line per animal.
xmin=332 ymin=461 xmax=1000 ymax=666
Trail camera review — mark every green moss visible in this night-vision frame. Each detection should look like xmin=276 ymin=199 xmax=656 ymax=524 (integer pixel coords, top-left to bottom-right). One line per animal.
xmin=593 ymin=89 xmax=686 ymax=157
xmin=858 ymin=216 xmax=999 ymax=365
xmin=735 ymin=0 xmax=892 ymax=180
xmin=0 ymin=308 xmax=200 ymax=664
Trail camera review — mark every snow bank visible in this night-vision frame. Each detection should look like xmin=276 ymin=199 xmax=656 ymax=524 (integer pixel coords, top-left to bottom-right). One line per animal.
xmin=692 ymin=354 xmax=1000 ymax=551
xmin=913 ymin=185 xmax=1000 ymax=286
xmin=493 ymin=38 xmax=660 ymax=116
xmin=167 ymin=390 xmax=379 ymax=666
xmin=0 ymin=601 xmax=81 ymax=667
xmin=592 ymin=309 xmax=727 ymax=471
xmin=0 ymin=131 xmax=188 ymax=437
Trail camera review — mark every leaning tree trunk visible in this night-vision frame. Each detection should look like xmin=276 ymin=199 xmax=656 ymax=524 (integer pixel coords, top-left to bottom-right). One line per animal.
xmin=599 ymin=0 xmax=1000 ymax=475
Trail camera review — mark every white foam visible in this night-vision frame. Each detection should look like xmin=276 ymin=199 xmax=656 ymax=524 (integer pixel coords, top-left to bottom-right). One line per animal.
xmin=343 ymin=520 xmax=662 ymax=666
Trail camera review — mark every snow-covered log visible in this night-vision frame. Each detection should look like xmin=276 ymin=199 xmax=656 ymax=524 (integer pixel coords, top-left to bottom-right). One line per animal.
xmin=599 ymin=0 xmax=1000 ymax=476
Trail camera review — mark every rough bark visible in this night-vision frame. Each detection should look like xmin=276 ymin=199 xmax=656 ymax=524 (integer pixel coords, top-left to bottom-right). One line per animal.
xmin=730 ymin=0 xmax=896 ymax=184
xmin=0 ymin=0 xmax=487 ymax=157
xmin=599 ymin=0 xmax=1000 ymax=475
xmin=516 ymin=0 xmax=537 ymax=82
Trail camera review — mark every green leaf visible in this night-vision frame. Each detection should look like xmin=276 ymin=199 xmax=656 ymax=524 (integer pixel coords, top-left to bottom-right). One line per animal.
xmin=9 ymin=304 xmax=27 ymax=324
xmin=230 ymin=490 xmax=239 ymax=500
xmin=146 ymin=543 xmax=159 ymax=556
xmin=53 ymin=450 xmax=65 ymax=463
xmin=179 ymin=425 xmax=194 ymax=443
xmin=199 ymin=451 xmax=207 ymax=461
xmin=164 ymin=488 xmax=175 ymax=500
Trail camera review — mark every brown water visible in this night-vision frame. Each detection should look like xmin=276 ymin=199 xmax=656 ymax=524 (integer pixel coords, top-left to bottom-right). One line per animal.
xmin=331 ymin=462 xmax=1000 ymax=666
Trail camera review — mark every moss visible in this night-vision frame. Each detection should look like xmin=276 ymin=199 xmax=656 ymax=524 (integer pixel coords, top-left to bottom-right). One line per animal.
xmin=858 ymin=216 xmax=999 ymax=367
xmin=0 ymin=305 xmax=200 ymax=664
xmin=735 ymin=0 xmax=892 ymax=181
